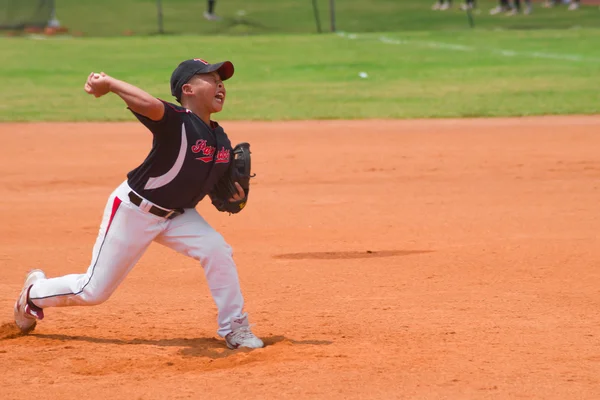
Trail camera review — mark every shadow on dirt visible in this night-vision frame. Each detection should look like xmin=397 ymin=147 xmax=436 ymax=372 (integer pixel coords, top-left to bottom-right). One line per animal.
xmin=11 ymin=333 xmax=333 ymax=359
xmin=274 ymin=249 xmax=432 ymax=260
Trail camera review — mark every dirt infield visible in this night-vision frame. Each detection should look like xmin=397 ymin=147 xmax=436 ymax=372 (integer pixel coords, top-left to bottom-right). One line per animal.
xmin=1 ymin=117 xmax=600 ymax=399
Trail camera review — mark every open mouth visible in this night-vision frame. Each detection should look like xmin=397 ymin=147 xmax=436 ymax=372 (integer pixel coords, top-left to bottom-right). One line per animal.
xmin=215 ymin=92 xmax=225 ymax=103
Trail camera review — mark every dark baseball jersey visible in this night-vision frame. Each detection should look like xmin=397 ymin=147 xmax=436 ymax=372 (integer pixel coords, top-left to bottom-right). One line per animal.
xmin=127 ymin=100 xmax=232 ymax=210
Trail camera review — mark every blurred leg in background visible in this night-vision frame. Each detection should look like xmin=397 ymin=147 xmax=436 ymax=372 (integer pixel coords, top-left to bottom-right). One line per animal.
xmin=568 ymin=0 xmax=580 ymax=10
xmin=508 ymin=0 xmax=519 ymax=15
xmin=544 ymin=0 xmax=580 ymax=10
xmin=490 ymin=0 xmax=510 ymax=14
xmin=204 ymin=0 xmax=221 ymax=21
xmin=432 ymin=0 xmax=453 ymax=11
xmin=509 ymin=0 xmax=532 ymax=14
xmin=460 ymin=0 xmax=477 ymax=10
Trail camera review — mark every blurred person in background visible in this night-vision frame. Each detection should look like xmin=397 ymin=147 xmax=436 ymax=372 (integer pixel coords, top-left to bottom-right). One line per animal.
xmin=432 ymin=0 xmax=476 ymax=10
xmin=204 ymin=0 xmax=221 ymax=20
xmin=508 ymin=0 xmax=533 ymax=14
xmin=432 ymin=0 xmax=452 ymax=10
xmin=544 ymin=0 xmax=580 ymax=9
xmin=460 ymin=0 xmax=477 ymax=10
xmin=489 ymin=0 xmax=511 ymax=14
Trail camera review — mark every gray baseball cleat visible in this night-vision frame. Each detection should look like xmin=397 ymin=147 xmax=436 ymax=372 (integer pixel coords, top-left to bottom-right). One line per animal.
xmin=14 ymin=269 xmax=46 ymax=334
xmin=225 ymin=312 xmax=264 ymax=349
xmin=203 ymin=11 xmax=222 ymax=21
xmin=490 ymin=5 xmax=509 ymax=14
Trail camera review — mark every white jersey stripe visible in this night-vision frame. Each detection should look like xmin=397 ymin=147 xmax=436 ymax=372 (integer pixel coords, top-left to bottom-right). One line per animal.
xmin=144 ymin=123 xmax=188 ymax=190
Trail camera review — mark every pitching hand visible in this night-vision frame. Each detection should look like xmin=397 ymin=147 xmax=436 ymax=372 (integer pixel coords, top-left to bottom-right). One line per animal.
xmin=84 ymin=72 xmax=111 ymax=98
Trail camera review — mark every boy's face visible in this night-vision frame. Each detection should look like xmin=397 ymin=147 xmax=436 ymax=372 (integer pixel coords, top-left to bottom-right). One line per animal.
xmin=182 ymin=71 xmax=226 ymax=113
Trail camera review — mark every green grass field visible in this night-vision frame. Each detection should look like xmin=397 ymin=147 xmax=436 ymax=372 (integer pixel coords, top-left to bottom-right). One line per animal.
xmin=1 ymin=27 xmax=600 ymax=122
xmin=1 ymin=0 xmax=600 ymax=122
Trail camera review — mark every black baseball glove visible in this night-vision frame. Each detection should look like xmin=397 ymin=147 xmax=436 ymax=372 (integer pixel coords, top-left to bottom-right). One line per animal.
xmin=210 ymin=142 xmax=254 ymax=214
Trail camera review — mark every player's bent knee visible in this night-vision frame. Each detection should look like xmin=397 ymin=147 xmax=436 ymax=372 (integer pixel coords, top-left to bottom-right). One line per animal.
xmin=209 ymin=237 xmax=233 ymax=256
xmin=193 ymin=234 xmax=233 ymax=262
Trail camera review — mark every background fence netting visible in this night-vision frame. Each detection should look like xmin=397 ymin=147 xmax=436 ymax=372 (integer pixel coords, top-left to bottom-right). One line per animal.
xmin=0 ymin=0 xmax=55 ymax=30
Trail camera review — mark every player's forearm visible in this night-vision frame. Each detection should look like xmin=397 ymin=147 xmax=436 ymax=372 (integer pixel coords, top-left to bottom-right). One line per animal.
xmin=108 ymin=78 xmax=164 ymax=121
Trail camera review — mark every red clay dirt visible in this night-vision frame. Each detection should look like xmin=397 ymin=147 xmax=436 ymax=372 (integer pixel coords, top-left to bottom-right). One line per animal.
xmin=1 ymin=117 xmax=600 ymax=399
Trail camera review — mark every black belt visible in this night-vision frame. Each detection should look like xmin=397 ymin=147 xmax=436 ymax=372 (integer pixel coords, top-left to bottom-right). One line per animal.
xmin=128 ymin=192 xmax=183 ymax=220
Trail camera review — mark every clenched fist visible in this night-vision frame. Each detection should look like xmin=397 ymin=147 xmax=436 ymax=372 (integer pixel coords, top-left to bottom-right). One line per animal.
xmin=84 ymin=72 xmax=112 ymax=98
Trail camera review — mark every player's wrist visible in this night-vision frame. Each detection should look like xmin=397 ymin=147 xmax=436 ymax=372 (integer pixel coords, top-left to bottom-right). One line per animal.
xmin=106 ymin=76 xmax=116 ymax=93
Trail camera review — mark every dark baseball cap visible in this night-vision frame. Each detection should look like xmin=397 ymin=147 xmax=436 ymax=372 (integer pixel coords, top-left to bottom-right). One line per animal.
xmin=170 ymin=58 xmax=234 ymax=102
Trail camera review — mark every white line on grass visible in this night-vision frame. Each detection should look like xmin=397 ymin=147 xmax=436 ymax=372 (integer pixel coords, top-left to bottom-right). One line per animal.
xmin=379 ymin=35 xmax=474 ymax=52
xmin=337 ymin=31 xmax=600 ymax=63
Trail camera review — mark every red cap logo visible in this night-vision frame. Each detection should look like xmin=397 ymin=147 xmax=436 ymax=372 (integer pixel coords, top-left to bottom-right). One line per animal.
xmin=193 ymin=58 xmax=209 ymax=65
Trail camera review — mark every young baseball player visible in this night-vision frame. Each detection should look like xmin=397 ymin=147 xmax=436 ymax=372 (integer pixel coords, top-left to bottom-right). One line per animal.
xmin=13 ymin=58 xmax=264 ymax=350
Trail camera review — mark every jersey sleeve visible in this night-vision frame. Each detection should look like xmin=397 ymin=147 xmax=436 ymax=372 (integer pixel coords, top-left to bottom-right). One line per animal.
xmin=129 ymin=100 xmax=187 ymax=136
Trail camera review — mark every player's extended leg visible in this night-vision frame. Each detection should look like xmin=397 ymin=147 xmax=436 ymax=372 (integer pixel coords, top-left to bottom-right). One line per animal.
xmin=155 ymin=208 xmax=242 ymax=334
xmin=27 ymin=182 xmax=164 ymax=309
xmin=154 ymin=208 xmax=263 ymax=348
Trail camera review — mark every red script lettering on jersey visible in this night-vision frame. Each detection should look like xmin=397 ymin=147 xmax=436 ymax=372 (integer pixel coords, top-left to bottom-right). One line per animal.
xmin=191 ymin=139 xmax=216 ymax=163
xmin=215 ymin=148 xmax=230 ymax=164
